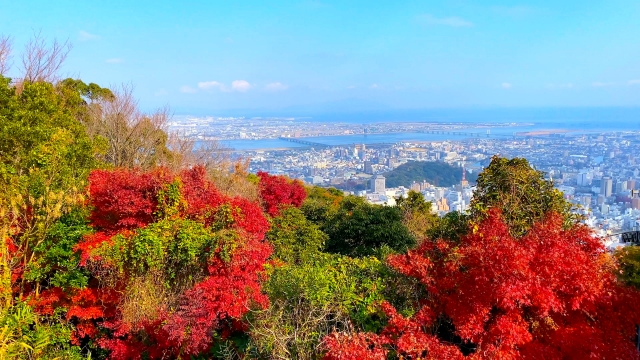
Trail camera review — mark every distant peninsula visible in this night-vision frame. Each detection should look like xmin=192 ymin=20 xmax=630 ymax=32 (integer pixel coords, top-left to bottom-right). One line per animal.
xmin=384 ymin=161 xmax=475 ymax=188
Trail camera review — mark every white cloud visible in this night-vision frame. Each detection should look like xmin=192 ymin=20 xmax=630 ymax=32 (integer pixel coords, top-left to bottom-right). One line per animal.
xmin=347 ymin=85 xmax=356 ymax=89
xmin=370 ymin=83 xmax=381 ymax=89
xmin=78 ymin=30 xmax=99 ymax=42
xmin=187 ymin=80 xmax=253 ymax=93
xmin=265 ymin=82 xmax=289 ymax=91
xmin=105 ymin=58 xmax=124 ymax=64
xmin=628 ymin=79 xmax=640 ymax=85
xmin=418 ymin=14 xmax=473 ymax=27
xmin=501 ymin=82 xmax=512 ymax=89
xmin=179 ymin=86 xmax=197 ymax=94
xmin=231 ymin=80 xmax=251 ymax=92
xmin=198 ymin=81 xmax=227 ymax=91
xmin=155 ymin=88 xmax=168 ymax=96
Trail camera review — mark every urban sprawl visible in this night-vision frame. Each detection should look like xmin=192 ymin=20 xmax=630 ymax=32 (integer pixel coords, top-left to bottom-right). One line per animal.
xmin=171 ymin=116 xmax=640 ymax=249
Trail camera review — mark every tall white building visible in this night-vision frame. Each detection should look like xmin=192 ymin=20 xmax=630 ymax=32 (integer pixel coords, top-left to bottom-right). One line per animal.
xmin=370 ymin=174 xmax=386 ymax=193
xmin=601 ymin=176 xmax=613 ymax=197
xmin=577 ymin=172 xmax=591 ymax=186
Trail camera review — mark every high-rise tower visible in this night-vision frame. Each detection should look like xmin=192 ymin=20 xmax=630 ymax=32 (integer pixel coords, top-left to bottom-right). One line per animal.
xmin=461 ymin=166 xmax=469 ymax=188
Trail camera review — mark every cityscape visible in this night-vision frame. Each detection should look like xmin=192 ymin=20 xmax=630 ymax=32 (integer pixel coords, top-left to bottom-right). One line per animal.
xmin=172 ymin=115 xmax=640 ymax=248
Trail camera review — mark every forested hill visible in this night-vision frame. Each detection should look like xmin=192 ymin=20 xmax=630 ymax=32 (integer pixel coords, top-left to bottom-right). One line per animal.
xmin=384 ymin=161 xmax=475 ymax=188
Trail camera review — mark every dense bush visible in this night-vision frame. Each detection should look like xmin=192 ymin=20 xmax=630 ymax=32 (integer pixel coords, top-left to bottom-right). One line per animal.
xmin=71 ymin=166 xmax=271 ymax=358
xmin=322 ymin=196 xmax=416 ymax=257
xmin=249 ymin=254 xmax=388 ymax=359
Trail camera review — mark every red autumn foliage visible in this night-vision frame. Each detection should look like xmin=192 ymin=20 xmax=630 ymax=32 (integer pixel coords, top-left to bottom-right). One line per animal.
xmin=180 ymin=166 xmax=226 ymax=222
xmin=88 ymin=168 xmax=173 ymax=233
xmin=257 ymin=171 xmax=307 ymax=216
xmin=322 ymin=332 xmax=389 ymax=360
xmin=179 ymin=167 xmax=269 ymax=237
xmin=70 ymin=166 xmax=272 ymax=358
xmin=114 ymin=229 xmax=273 ymax=357
xmin=323 ymin=209 xmax=640 ymax=359
xmin=31 ymin=287 xmax=66 ymax=316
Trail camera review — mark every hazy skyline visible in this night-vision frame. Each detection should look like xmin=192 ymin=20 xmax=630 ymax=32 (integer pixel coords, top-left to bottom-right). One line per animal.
xmin=1 ymin=0 xmax=640 ymax=114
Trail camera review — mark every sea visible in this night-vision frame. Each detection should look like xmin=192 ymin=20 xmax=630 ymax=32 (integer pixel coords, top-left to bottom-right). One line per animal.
xmin=207 ymin=107 xmax=640 ymax=151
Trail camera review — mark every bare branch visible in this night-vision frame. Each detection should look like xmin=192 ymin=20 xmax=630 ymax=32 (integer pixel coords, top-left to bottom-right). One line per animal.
xmin=21 ymin=31 xmax=72 ymax=83
xmin=166 ymin=132 xmax=230 ymax=171
xmin=86 ymin=83 xmax=231 ymax=171
xmin=0 ymin=35 xmax=12 ymax=76
xmin=85 ymin=84 xmax=177 ymax=169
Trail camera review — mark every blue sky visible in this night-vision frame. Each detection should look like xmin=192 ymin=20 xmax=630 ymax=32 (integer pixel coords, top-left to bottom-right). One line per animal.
xmin=1 ymin=0 xmax=640 ymax=114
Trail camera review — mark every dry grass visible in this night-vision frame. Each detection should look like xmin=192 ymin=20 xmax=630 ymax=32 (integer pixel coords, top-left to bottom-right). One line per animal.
xmin=119 ymin=271 xmax=171 ymax=325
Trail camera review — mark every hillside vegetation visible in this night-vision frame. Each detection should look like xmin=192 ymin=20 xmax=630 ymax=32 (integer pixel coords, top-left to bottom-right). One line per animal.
xmin=1 ymin=33 xmax=639 ymax=360
xmin=385 ymin=161 xmax=475 ymax=188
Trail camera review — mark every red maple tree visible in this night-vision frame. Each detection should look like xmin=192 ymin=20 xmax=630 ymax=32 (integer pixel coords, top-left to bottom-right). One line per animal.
xmin=323 ymin=209 xmax=640 ymax=359
xmin=257 ymin=171 xmax=307 ymax=216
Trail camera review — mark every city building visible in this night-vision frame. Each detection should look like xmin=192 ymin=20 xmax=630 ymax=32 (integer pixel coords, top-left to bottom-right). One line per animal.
xmin=601 ymin=176 xmax=613 ymax=197
xmin=371 ymin=174 xmax=386 ymax=193
xmin=364 ymin=160 xmax=373 ymax=174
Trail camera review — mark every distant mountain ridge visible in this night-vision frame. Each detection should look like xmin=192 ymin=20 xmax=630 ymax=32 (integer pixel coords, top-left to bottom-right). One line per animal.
xmin=384 ymin=161 xmax=474 ymax=188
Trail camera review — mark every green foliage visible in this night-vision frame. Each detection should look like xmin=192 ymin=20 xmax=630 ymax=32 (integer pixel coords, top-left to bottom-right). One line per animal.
xmin=426 ymin=211 xmax=470 ymax=244
xmin=156 ymin=179 xmax=187 ymax=219
xmin=0 ymin=78 xmax=106 ymax=180
xmin=615 ymin=246 xmax=640 ymax=289
xmin=104 ymin=218 xmax=219 ymax=283
xmin=396 ymin=190 xmax=431 ymax=214
xmin=0 ymin=301 xmax=84 ymax=360
xmin=384 ymin=161 xmax=473 ymax=188
xmin=58 ymin=78 xmax=115 ymax=103
xmin=396 ymin=190 xmax=439 ymax=239
xmin=249 ymin=253 xmax=388 ymax=359
xmin=300 ymin=186 xmax=344 ymax=225
xmin=0 ymin=76 xmax=109 ymax=303
xmin=266 ymin=254 xmax=387 ymax=329
xmin=322 ymin=196 xmax=415 ymax=257
xmin=266 ymin=207 xmax=327 ymax=264
xmin=24 ymin=208 xmax=92 ymax=291
xmin=470 ymin=156 xmax=576 ymax=237
xmin=246 ymin=173 xmax=260 ymax=184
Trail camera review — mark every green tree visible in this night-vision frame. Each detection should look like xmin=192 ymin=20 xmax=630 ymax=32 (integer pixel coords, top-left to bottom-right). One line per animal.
xmin=266 ymin=207 xmax=328 ymax=265
xmin=300 ymin=186 xmax=344 ymax=225
xmin=615 ymin=246 xmax=640 ymax=289
xmin=23 ymin=208 xmax=92 ymax=293
xmin=395 ymin=190 xmax=439 ymax=240
xmin=0 ymin=76 xmax=110 ymax=358
xmin=470 ymin=156 xmax=576 ymax=237
xmin=426 ymin=210 xmax=470 ymax=244
xmin=323 ymin=196 xmax=415 ymax=257
xmin=0 ymin=77 xmax=109 ymax=301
